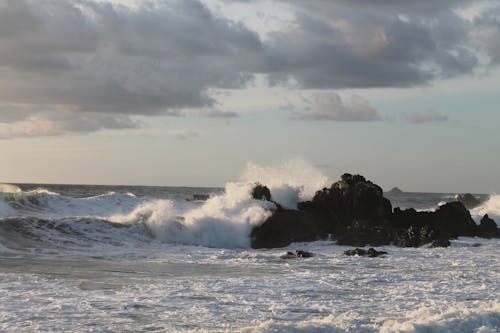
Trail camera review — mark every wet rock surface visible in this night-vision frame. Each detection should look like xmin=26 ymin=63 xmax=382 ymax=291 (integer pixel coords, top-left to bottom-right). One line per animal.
xmin=280 ymin=250 xmax=314 ymax=259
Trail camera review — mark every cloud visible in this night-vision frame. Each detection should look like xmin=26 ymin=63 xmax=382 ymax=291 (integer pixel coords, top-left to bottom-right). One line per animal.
xmin=402 ymin=109 xmax=448 ymax=124
xmin=0 ymin=0 xmax=261 ymax=124
xmin=296 ymin=93 xmax=381 ymax=122
xmin=259 ymin=0 xmax=489 ymax=89
xmin=1 ymin=0 xmax=500 ymax=137
xmin=0 ymin=108 xmax=139 ymax=139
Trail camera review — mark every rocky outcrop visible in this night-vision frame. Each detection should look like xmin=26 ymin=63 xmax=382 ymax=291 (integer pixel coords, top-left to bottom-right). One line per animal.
xmin=456 ymin=193 xmax=481 ymax=209
xmin=250 ymin=173 xmax=499 ymax=249
xmin=477 ymin=214 xmax=499 ymax=238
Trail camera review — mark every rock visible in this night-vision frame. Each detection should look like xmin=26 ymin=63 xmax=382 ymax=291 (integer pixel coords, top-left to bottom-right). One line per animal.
xmin=252 ymin=173 xmax=393 ymax=248
xmin=431 ymin=239 xmax=451 ymax=248
xmin=280 ymin=250 xmax=314 ymax=259
xmin=401 ymin=225 xmax=436 ymax=247
xmin=251 ymin=184 xmax=272 ymax=201
xmin=391 ymin=201 xmax=477 ymax=240
xmin=250 ymin=209 xmax=320 ymax=248
xmin=344 ymin=248 xmax=387 ymax=257
xmin=434 ymin=201 xmax=477 ymax=238
xmin=186 ymin=194 xmax=209 ymax=201
xmin=455 ymin=193 xmax=481 ymax=209
xmin=387 ymin=187 xmax=403 ymax=194
xmin=477 ymin=214 xmax=499 ymax=238
xmin=250 ymin=173 xmax=493 ymax=250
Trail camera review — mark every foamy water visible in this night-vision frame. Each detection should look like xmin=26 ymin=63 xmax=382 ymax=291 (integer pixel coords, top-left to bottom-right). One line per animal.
xmin=0 ymin=162 xmax=499 ymax=332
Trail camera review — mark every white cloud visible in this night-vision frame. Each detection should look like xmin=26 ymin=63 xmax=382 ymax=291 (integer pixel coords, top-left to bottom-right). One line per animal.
xmin=296 ymin=93 xmax=381 ymax=122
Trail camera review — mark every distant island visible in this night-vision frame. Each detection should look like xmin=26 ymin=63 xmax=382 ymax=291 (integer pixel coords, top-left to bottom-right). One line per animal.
xmin=387 ymin=187 xmax=403 ymax=194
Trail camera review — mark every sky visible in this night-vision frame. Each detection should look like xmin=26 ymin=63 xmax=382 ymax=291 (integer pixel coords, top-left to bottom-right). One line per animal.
xmin=0 ymin=0 xmax=499 ymax=193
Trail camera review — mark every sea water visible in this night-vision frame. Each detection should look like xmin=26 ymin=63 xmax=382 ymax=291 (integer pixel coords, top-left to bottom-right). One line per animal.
xmin=0 ymin=165 xmax=498 ymax=332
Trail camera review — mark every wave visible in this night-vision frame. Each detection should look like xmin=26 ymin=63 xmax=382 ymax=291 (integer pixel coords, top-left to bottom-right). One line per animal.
xmin=0 ymin=161 xmax=327 ymax=251
xmin=2 ymin=163 xmax=499 ymax=252
xmin=0 ymin=216 xmax=152 ymax=252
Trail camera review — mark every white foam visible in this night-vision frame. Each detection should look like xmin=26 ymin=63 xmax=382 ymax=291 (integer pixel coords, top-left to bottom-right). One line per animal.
xmin=0 ymin=183 xmax=21 ymax=193
xmin=379 ymin=302 xmax=500 ymax=333
xmin=240 ymin=158 xmax=330 ymax=208
xmin=110 ymin=182 xmax=275 ymax=248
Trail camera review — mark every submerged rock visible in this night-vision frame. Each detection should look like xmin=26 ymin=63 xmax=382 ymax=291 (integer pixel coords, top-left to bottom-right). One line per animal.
xmin=280 ymin=250 xmax=314 ymax=259
xmin=344 ymin=248 xmax=388 ymax=257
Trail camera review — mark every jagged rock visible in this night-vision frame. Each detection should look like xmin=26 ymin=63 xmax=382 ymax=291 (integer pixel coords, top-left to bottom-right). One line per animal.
xmin=456 ymin=193 xmax=481 ymax=209
xmin=477 ymin=214 xmax=499 ymax=238
xmin=344 ymin=248 xmax=387 ymax=257
xmin=250 ymin=173 xmax=495 ymax=249
xmin=252 ymin=174 xmax=392 ymax=248
xmin=280 ymin=250 xmax=314 ymax=259
xmin=251 ymin=184 xmax=272 ymax=201
xmin=391 ymin=201 xmax=477 ymax=240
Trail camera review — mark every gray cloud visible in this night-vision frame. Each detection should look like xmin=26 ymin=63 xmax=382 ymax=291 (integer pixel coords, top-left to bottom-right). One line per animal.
xmin=259 ymin=1 xmax=489 ymax=89
xmin=296 ymin=93 xmax=381 ymax=122
xmin=0 ymin=0 xmax=261 ymax=122
xmin=403 ymin=109 xmax=448 ymax=124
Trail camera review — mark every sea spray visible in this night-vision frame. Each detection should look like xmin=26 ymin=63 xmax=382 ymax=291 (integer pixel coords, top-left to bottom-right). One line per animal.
xmin=240 ymin=158 xmax=330 ymax=208
xmin=110 ymin=182 xmax=275 ymax=248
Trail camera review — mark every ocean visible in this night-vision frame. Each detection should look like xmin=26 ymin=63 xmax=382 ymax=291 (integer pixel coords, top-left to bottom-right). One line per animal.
xmin=0 ymin=179 xmax=499 ymax=332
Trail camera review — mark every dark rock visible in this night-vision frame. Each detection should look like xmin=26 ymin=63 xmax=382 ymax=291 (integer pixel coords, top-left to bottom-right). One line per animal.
xmin=434 ymin=201 xmax=477 ymax=238
xmin=295 ymin=250 xmax=314 ymax=258
xmin=251 ymin=209 xmax=320 ymax=248
xmin=251 ymin=184 xmax=272 ymax=201
xmin=367 ymin=248 xmax=388 ymax=257
xmin=401 ymin=225 xmax=437 ymax=247
xmin=455 ymin=193 xmax=481 ymax=209
xmin=431 ymin=239 xmax=451 ymax=248
xmin=391 ymin=201 xmax=477 ymax=240
xmin=477 ymin=214 xmax=499 ymax=238
xmin=250 ymin=173 xmax=494 ymax=250
xmin=344 ymin=248 xmax=387 ymax=257
xmin=281 ymin=250 xmax=314 ymax=259
xmin=344 ymin=248 xmax=366 ymax=256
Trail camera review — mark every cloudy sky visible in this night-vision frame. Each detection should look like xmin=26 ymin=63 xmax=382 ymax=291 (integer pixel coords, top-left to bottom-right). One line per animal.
xmin=1 ymin=0 xmax=499 ymax=192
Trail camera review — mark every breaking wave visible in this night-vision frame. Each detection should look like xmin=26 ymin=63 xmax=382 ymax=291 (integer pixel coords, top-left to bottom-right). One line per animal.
xmin=0 ymin=160 xmax=328 ymax=251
